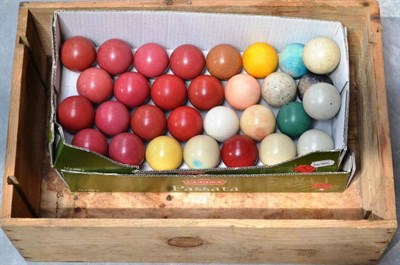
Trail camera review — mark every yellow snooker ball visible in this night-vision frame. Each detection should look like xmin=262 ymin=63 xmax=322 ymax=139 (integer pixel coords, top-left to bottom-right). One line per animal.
xmin=243 ymin=42 xmax=278 ymax=78
xmin=146 ymin=136 xmax=183 ymax=170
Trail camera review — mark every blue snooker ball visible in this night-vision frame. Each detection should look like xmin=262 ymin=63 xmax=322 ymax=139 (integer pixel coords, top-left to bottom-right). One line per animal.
xmin=279 ymin=43 xmax=308 ymax=79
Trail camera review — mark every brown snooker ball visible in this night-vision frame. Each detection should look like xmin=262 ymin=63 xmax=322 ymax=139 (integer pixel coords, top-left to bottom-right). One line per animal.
xmin=206 ymin=44 xmax=242 ymax=80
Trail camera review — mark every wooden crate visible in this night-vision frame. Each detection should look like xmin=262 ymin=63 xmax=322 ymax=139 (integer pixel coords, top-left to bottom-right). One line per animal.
xmin=1 ymin=1 xmax=397 ymax=264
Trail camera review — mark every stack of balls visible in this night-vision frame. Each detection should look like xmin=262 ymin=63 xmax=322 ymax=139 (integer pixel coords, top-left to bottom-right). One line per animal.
xmin=58 ymin=35 xmax=342 ymax=170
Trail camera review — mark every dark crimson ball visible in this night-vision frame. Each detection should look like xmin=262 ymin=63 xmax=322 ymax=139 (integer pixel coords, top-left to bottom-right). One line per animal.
xmin=57 ymin=95 xmax=94 ymax=132
xmin=221 ymin=135 xmax=258 ymax=167
xmin=95 ymin=101 xmax=130 ymax=136
xmin=131 ymin=105 xmax=167 ymax=141
xmin=167 ymin=106 xmax=203 ymax=141
xmin=97 ymin=39 xmax=133 ymax=75
xmin=60 ymin=36 xmax=96 ymax=71
xmin=188 ymin=75 xmax=225 ymax=110
xmin=72 ymin=128 xmax=108 ymax=155
xmin=114 ymin=72 xmax=150 ymax=108
xmin=170 ymin=44 xmax=205 ymax=80
xmin=133 ymin=43 xmax=169 ymax=78
xmin=77 ymin=67 xmax=113 ymax=104
xmin=108 ymin=132 xmax=145 ymax=166
xmin=151 ymin=74 xmax=187 ymax=110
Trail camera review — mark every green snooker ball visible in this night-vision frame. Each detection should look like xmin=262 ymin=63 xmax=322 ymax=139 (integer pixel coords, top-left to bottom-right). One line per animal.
xmin=277 ymin=102 xmax=312 ymax=139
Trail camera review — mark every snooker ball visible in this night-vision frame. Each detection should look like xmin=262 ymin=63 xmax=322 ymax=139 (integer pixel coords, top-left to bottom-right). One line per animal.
xmin=243 ymin=42 xmax=278 ymax=78
xmin=131 ymin=105 xmax=167 ymax=141
xmin=133 ymin=43 xmax=169 ymax=78
xmin=188 ymin=75 xmax=225 ymax=110
xmin=57 ymin=95 xmax=94 ymax=132
xmin=151 ymin=74 xmax=187 ymax=110
xmin=221 ymin=135 xmax=258 ymax=168
xmin=204 ymin=106 xmax=240 ymax=142
xmin=77 ymin=67 xmax=114 ymax=104
xmin=276 ymin=102 xmax=312 ymax=139
xmin=108 ymin=132 xmax=145 ymax=166
xmin=170 ymin=44 xmax=205 ymax=80
xmin=95 ymin=100 xmax=130 ymax=136
xmin=297 ymin=73 xmax=333 ymax=99
xmin=279 ymin=43 xmax=308 ymax=79
xmin=240 ymin=104 xmax=276 ymax=141
xmin=72 ymin=128 xmax=108 ymax=156
xmin=206 ymin=44 xmax=242 ymax=80
xmin=261 ymin=72 xmax=297 ymax=108
xmin=97 ymin=38 xmax=133 ymax=75
xmin=146 ymin=136 xmax=183 ymax=170
xmin=259 ymin=133 xmax=296 ymax=166
xmin=297 ymin=129 xmax=334 ymax=156
xmin=303 ymin=37 xmax=341 ymax=74
xmin=60 ymin=36 xmax=96 ymax=72
xmin=225 ymin=74 xmax=261 ymax=110
xmin=114 ymin=72 xmax=150 ymax=108
xmin=183 ymin=135 xmax=220 ymax=169
xmin=303 ymin=82 xmax=341 ymax=120
xmin=167 ymin=106 xmax=203 ymax=142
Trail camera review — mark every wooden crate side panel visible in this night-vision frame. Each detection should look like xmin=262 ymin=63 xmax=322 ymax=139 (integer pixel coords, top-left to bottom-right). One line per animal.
xmin=1 ymin=219 xmax=397 ymax=264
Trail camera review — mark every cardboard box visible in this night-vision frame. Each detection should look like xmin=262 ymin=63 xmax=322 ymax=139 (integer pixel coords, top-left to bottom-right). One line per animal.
xmin=50 ymin=10 xmax=353 ymax=192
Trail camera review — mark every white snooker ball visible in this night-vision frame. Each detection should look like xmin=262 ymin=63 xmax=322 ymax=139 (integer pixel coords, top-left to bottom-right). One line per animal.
xmin=204 ymin=106 xmax=239 ymax=142
xmin=297 ymin=129 xmax=335 ymax=156
xmin=259 ymin=133 xmax=296 ymax=166
xmin=184 ymin=135 xmax=220 ymax=169
xmin=303 ymin=82 xmax=341 ymax=120
xmin=303 ymin=37 xmax=341 ymax=74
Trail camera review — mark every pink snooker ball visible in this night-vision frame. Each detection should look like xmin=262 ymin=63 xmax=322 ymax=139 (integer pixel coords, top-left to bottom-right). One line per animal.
xmin=114 ymin=72 xmax=150 ymax=108
xmin=225 ymin=74 xmax=261 ymax=110
xmin=133 ymin=43 xmax=169 ymax=78
xmin=95 ymin=101 xmax=130 ymax=136
xmin=72 ymin=128 xmax=108 ymax=155
xmin=109 ymin=132 xmax=145 ymax=166
xmin=77 ymin=67 xmax=113 ymax=104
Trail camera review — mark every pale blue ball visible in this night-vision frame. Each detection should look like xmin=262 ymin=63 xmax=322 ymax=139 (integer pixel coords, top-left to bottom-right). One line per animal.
xmin=279 ymin=43 xmax=308 ymax=79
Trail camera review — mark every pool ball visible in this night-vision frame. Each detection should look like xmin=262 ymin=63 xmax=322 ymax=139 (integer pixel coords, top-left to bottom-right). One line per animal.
xmin=188 ymin=75 xmax=224 ymax=110
xmin=57 ymin=96 xmax=94 ymax=132
xmin=167 ymin=106 xmax=203 ymax=142
xmin=95 ymin=100 xmax=130 ymax=136
xmin=114 ymin=72 xmax=150 ymax=108
xmin=221 ymin=135 xmax=258 ymax=167
xmin=170 ymin=44 xmax=205 ymax=80
xmin=259 ymin=133 xmax=296 ymax=166
xmin=243 ymin=42 xmax=278 ymax=78
xmin=303 ymin=82 xmax=341 ymax=120
xmin=146 ymin=136 xmax=183 ymax=170
xmin=240 ymin=104 xmax=276 ymax=141
xmin=61 ymin=36 xmax=96 ymax=71
xmin=276 ymin=102 xmax=312 ymax=139
xmin=206 ymin=44 xmax=242 ymax=80
xmin=225 ymin=74 xmax=261 ymax=110
xmin=279 ymin=43 xmax=308 ymax=78
xmin=183 ymin=135 xmax=220 ymax=169
xmin=72 ymin=129 xmax=108 ymax=156
xmin=303 ymin=37 xmax=341 ymax=74
xmin=77 ymin=67 xmax=113 ymax=104
xmin=109 ymin=132 xmax=145 ymax=166
xmin=297 ymin=129 xmax=334 ymax=156
xmin=97 ymin=39 xmax=133 ymax=75
xmin=261 ymin=72 xmax=297 ymax=108
xmin=298 ymin=73 xmax=333 ymax=99
xmin=151 ymin=74 xmax=187 ymax=110
xmin=131 ymin=105 xmax=166 ymax=141
xmin=133 ymin=43 xmax=169 ymax=78
xmin=203 ymin=106 xmax=239 ymax=142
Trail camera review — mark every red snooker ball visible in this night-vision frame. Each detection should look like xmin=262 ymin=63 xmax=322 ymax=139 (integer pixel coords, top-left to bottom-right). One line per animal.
xmin=57 ymin=96 xmax=94 ymax=132
xmin=221 ymin=135 xmax=258 ymax=167
xmin=151 ymin=74 xmax=187 ymax=110
xmin=61 ymin=36 xmax=96 ymax=72
xmin=95 ymin=101 xmax=130 ymax=136
xmin=114 ymin=72 xmax=150 ymax=108
xmin=131 ymin=105 xmax=167 ymax=141
xmin=170 ymin=44 xmax=205 ymax=80
xmin=188 ymin=75 xmax=225 ymax=110
xmin=133 ymin=43 xmax=169 ymax=78
xmin=77 ymin=67 xmax=113 ymax=104
xmin=108 ymin=132 xmax=145 ymax=166
xmin=97 ymin=39 xmax=133 ymax=75
xmin=72 ymin=128 xmax=108 ymax=155
xmin=167 ymin=106 xmax=203 ymax=142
